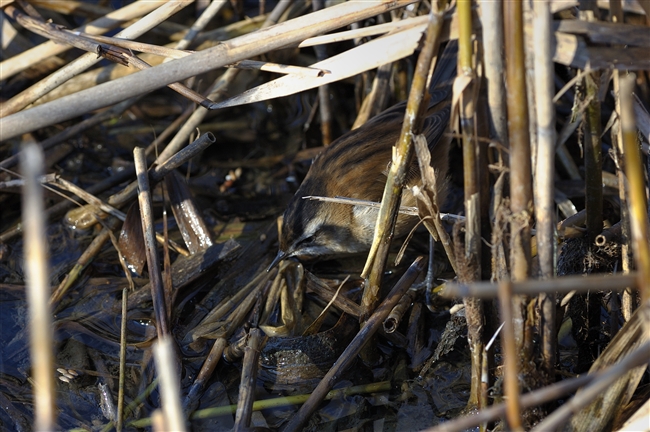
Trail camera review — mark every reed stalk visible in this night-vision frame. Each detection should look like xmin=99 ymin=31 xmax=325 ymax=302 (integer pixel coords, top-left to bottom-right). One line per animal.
xmin=233 ymin=329 xmax=265 ymax=431
xmin=134 ymin=147 xmax=169 ymax=337
xmin=361 ymin=12 xmax=443 ymax=318
xmin=613 ymin=72 xmax=636 ymax=320
xmin=498 ymin=281 xmax=523 ymax=431
xmin=532 ymin=0 xmax=557 ymax=378
xmin=583 ymin=68 xmax=604 ymax=242
xmin=21 ymin=143 xmax=56 ymax=430
xmin=443 ymin=272 xmax=638 ymax=298
xmin=458 ymin=0 xmax=485 ymax=415
xmin=153 ymin=336 xmax=185 ymax=431
xmin=619 ymin=74 xmax=650 ymax=302
xmin=0 ymin=0 xmax=161 ymax=80
xmin=504 ymin=0 xmax=533 ymax=358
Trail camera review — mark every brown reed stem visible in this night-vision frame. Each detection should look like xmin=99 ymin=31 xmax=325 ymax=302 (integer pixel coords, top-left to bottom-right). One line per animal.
xmin=233 ymin=329 xmax=265 ymax=431
xmin=504 ymin=0 xmax=533 ymax=356
xmin=583 ymin=70 xmax=604 ymax=242
xmin=134 ymin=147 xmax=169 ymax=338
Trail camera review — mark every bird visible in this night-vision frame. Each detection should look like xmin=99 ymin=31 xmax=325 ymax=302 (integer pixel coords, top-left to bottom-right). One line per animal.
xmin=271 ymin=40 xmax=457 ymax=268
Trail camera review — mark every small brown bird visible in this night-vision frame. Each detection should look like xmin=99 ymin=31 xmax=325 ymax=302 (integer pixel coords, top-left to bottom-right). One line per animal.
xmin=272 ymin=40 xmax=457 ymax=267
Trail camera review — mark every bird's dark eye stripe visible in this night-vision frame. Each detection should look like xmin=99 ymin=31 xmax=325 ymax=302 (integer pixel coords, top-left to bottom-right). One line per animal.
xmin=297 ymin=236 xmax=313 ymax=247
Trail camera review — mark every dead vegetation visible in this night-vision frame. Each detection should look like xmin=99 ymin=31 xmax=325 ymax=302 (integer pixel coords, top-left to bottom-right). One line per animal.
xmin=0 ymin=0 xmax=649 ymax=431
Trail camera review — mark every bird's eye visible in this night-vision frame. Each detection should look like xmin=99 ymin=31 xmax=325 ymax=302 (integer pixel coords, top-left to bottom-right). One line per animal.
xmin=296 ymin=236 xmax=314 ymax=247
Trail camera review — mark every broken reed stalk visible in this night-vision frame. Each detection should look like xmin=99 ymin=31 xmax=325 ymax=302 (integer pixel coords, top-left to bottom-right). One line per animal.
xmin=0 ymin=0 xmax=160 ymax=80
xmin=457 ymin=0 xmax=485 ymax=413
xmin=134 ymin=147 xmax=169 ymax=338
xmin=153 ymin=336 xmax=186 ymax=432
xmin=594 ymin=220 xmax=623 ymax=246
xmin=233 ymin=329 xmax=265 ymax=431
xmin=532 ymin=0 xmax=557 ymax=378
xmin=2 ymin=0 xmax=193 ymax=116
xmin=182 ymin=338 xmax=227 ymax=414
xmin=0 ymin=0 xmax=416 ymax=141
xmin=21 ymin=143 xmax=56 ymax=430
xmin=360 ymin=12 xmax=443 ymax=320
xmin=283 ymin=256 xmax=425 ymax=432
xmin=504 ymin=0 xmax=533 ymax=356
xmin=53 ymin=177 xmax=127 ymax=220
xmin=383 ymin=288 xmax=419 ymax=333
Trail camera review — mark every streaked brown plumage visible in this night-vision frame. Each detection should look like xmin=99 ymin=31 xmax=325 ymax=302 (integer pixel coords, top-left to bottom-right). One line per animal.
xmin=273 ymin=40 xmax=457 ymax=265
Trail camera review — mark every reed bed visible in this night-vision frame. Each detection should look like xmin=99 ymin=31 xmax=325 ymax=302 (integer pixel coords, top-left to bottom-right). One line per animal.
xmin=1 ymin=0 xmax=649 ymax=430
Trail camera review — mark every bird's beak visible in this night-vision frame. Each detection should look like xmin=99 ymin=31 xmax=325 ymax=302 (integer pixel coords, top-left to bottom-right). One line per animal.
xmin=267 ymin=250 xmax=287 ymax=272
